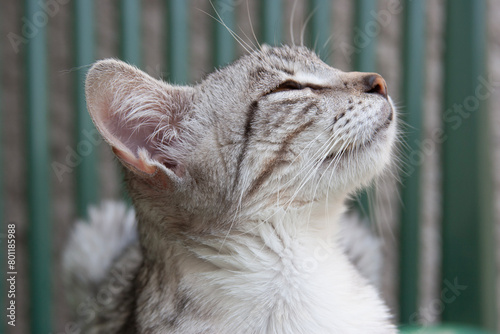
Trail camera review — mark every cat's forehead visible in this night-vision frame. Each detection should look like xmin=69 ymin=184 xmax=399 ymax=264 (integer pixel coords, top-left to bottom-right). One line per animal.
xmin=198 ymin=45 xmax=344 ymax=96
xmin=251 ymin=45 xmax=332 ymax=75
xmin=206 ymin=45 xmax=340 ymax=87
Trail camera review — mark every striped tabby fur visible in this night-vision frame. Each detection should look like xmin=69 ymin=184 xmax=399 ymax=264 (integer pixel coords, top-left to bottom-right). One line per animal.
xmin=65 ymin=45 xmax=397 ymax=333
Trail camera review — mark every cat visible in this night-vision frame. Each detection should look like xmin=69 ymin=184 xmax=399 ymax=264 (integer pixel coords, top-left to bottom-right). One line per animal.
xmin=64 ymin=45 xmax=398 ymax=333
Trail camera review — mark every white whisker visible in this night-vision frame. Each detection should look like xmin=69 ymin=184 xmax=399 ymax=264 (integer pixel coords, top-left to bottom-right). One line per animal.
xmin=246 ymin=0 xmax=261 ymax=50
xmin=300 ymin=7 xmax=318 ymax=47
xmin=290 ymin=0 xmax=299 ymax=46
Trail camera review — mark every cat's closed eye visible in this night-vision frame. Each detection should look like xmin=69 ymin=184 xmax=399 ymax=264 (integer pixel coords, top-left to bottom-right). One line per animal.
xmin=267 ymin=80 xmax=325 ymax=95
xmin=271 ymin=80 xmax=304 ymax=93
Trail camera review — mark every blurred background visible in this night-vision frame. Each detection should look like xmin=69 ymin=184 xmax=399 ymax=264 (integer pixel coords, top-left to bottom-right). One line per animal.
xmin=1 ymin=0 xmax=499 ymax=333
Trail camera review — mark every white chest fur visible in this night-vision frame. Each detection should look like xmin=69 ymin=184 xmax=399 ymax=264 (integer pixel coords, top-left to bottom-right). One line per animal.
xmin=164 ymin=205 xmax=396 ymax=334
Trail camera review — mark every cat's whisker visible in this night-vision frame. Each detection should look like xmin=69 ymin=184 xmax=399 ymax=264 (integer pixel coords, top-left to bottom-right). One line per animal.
xmin=323 ymin=141 xmax=351 ymax=184
xmin=295 ymin=133 xmax=344 ymax=178
xmin=309 ymin=143 xmax=348 ymax=232
xmin=319 ymin=38 xmax=338 ymax=64
xmin=199 ymin=7 xmax=254 ymax=56
xmin=281 ymin=130 xmax=341 ymax=189
xmin=282 ymin=137 xmax=340 ymax=212
xmin=246 ymin=0 xmax=261 ymax=51
xmin=323 ymin=141 xmax=353 ymax=197
xmin=322 ymin=34 xmax=334 ymax=52
xmin=238 ymin=27 xmax=258 ymax=52
xmin=281 ymin=150 xmax=330 ymax=202
xmin=290 ymin=139 xmax=351 ymax=233
xmin=285 ymin=134 xmax=343 ymax=194
xmin=300 ymin=8 xmax=318 ymax=47
xmin=301 ymin=144 xmax=347 ymax=233
xmin=282 ymin=130 xmax=333 ymax=178
xmin=290 ymin=0 xmax=299 ymax=46
xmin=313 ymin=35 xmax=320 ymax=57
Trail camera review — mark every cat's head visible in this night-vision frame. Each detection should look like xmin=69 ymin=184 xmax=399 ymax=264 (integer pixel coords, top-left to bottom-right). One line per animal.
xmin=86 ymin=45 xmax=396 ymax=226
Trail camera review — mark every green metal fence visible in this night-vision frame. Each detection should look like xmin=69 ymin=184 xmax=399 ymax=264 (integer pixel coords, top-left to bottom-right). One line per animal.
xmin=26 ymin=0 xmax=51 ymax=332
xmin=398 ymin=0 xmax=425 ymax=324
xmin=3 ymin=0 xmax=496 ymax=332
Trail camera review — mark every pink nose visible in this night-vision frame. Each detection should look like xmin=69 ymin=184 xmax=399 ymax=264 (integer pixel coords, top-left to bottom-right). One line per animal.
xmin=365 ymin=74 xmax=388 ymax=99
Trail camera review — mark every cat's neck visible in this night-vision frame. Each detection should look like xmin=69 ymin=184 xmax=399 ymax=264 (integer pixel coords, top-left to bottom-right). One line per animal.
xmin=133 ymin=198 xmax=396 ymax=333
xmin=184 ymin=198 xmax=346 ymax=273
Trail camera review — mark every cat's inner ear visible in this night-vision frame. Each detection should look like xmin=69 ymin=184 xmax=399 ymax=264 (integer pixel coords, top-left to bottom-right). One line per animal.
xmin=85 ymin=59 xmax=194 ymax=177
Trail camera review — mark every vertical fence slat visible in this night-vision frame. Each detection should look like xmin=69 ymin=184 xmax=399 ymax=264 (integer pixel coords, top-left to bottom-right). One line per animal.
xmin=25 ymin=0 xmax=52 ymax=332
xmin=478 ymin=27 xmax=497 ymax=328
xmin=308 ymin=0 xmax=331 ymax=63
xmin=398 ymin=0 xmax=426 ymax=324
xmin=121 ymin=0 xmax=142 ymax=66
xmin=473 ymin=1 xmax=497 ymax=328
xmin=75 ymin=0 xmax=98 ymax=217
xmin=441 ymin=0 xmax=488 ymax=327
xmin=213 ymin=0 xmax=236 ymax=68
xmin=352 ymin=0 xmax=378 ymax=217
xmin=167 ymin=0 xmax=189 ymax=84
xmin=260 ymin=0 xmax=282 ymax=45
xmin=353 ymin=0 xmax=377 ymax=72
xmin=478 ymin=83 xmax=497 ymax=329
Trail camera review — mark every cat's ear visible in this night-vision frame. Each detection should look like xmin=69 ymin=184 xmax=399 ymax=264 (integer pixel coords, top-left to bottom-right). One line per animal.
xmin=85 ymin=59 xmax=194 ymax=179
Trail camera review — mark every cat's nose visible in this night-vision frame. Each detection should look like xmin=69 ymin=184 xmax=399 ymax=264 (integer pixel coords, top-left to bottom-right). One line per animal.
xmin=364 ymin=74 xmax=388 ymax=99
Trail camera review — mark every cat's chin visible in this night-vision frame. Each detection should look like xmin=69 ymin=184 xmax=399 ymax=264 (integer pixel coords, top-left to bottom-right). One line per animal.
xmin=319 ymin=127 xmax=396 ymax=195
xmin=322 ymin=121 xmax=394 ymax=165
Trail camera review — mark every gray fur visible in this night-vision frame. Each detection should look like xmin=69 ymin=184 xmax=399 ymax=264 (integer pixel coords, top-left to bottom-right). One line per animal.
xmin=65 ymin=45 xmax=397 ymax=333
